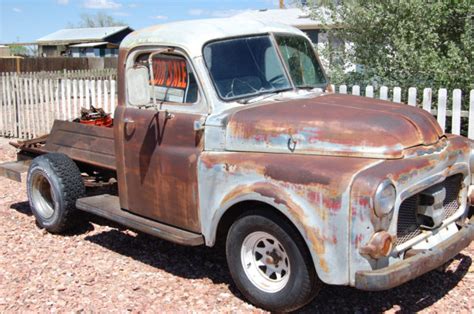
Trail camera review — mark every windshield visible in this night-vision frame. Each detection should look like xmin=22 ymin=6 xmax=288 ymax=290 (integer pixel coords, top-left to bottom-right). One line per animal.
xmin=203 ymin=34 xmax=327 ymax=101
xmin=203 ymin=35 xmax=291 ymax=100
xmin=275 ymin=34 xmax=327 ymax=88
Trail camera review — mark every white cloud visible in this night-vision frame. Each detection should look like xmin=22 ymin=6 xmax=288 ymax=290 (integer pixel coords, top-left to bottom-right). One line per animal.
xmin=83 ymin=0 xmax=122 ymax=9
xmin=151 ymin=15 xmax=168 ymax=20
xmin=57 ymin=0 xmax=69 ymax=5
xmin=188 ymin=8 xmax=205 ymax=16
xmin=187 ymin=8 xmax=249 ymax=18
xmin=128 ymin=3 xmax=137 ymax=8
xmin=12 ymin=7 xmax=22 ymax=13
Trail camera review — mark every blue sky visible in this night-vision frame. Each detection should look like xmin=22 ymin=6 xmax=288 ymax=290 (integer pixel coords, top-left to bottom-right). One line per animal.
xmin=0 ymin=0 xmax=279 ymax=43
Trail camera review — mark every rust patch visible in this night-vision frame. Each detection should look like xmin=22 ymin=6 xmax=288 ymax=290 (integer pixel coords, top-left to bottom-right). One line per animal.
xmin=226 ymin=94 xmax=444 ymax=158
xmin=264 ymin=163 xmax=330 ymax=185
xmin=307 ymin=229 xmax=329 ymax=273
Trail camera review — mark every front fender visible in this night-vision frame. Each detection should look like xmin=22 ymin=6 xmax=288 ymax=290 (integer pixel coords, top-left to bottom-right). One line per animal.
xmin=197 ymin=151 xmax=379 ymax=285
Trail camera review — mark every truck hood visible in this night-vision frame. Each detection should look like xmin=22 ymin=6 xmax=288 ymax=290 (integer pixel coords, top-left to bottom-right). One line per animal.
xmin=225 ymin=94 xmax=443 ymax=158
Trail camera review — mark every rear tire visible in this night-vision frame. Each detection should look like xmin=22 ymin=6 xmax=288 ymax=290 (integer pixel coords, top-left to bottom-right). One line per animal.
xmin=226 ymin=210 xmax=321 ymax=312
xmin=27 ymin=153 xmax=85 ymax=233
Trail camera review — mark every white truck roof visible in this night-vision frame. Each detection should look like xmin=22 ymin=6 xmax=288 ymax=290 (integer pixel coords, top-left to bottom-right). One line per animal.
xmin=120 ymin=18 xmax=306 ymax=57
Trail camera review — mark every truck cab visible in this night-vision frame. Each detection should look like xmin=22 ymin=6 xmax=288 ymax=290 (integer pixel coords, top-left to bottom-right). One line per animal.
xmin=1 ymin=18 xmax=473 ymax=312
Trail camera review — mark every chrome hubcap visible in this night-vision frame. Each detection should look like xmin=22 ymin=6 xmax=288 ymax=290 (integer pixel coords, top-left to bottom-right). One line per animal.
xmin=31 ymin=172 xmax=56 ymax=219
xmin=241 ymin=231 xmax=290 ymax=293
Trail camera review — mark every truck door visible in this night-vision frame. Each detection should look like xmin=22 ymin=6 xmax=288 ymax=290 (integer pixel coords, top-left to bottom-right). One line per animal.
xmin=115 ymin=50 xmax=206 ymax=233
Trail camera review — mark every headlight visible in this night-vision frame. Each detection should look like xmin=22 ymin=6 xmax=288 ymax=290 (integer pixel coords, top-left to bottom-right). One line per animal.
xmin=374 ymin=180 xmax=396 ymax=217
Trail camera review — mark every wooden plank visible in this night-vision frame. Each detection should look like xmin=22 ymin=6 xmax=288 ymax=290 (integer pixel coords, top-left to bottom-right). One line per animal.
xmin=12 ymin=74 xmax=20 ymax=138
xmin=103 ymin=80 xmax=109 ymax=113
xmin=79 ymin=79 xmax=84 ymax=111
xmin=6 ymin=73 xmax=13 ymax=137
xmin=61 ymin=79 xmax=66 ymax=121
xmin=28 ymin=77 xmax=35 ymax=138
xmin=452 ymin=89 xmax=462 ymax=135
xmin=22 ymin=78 xmax=28 ymax=139
xmin=16 ymin=76 xmax=25 ymax=139
xmin=54 ymin=79 xmax=60 ymax=121
xmin=33 ymin=77 xmax=40 ymax=137
xmin=73 ymin=79 xmax=78 ymax=119
xmin=1 ymin=74 xmax=6 ymax=136
xmin=91 ymin=79 xmax=96 ymax=108
xmin=97 ymin=79 xmax=102 ymax=109
xmin=85 ymin=79 xmax=90 ymax=109
xmin=0 ymin=160 xmax=31 ymax=182
xmin=422 ymin=88 xmax=432 ymax=113
xmin=66 ymin=78 xmax=72 ymax=121
xmin=39 ymin=77 xmax=46 ymax=134
xmin=44 ymin=79 xmax=51 ymax=133
xmin=437 ymin=88 xmax=447 ymax=132
xmin=44 ymin=120 xmax=116 ymax=170
xmin=408 ymin=87 xmax=417 ymax=106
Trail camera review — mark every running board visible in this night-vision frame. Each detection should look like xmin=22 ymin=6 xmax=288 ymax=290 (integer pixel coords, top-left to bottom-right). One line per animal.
xmin=76 ymin=194 xmax=204 ymax=246
xmin=0 ymin=160 xmax=30 ymax=182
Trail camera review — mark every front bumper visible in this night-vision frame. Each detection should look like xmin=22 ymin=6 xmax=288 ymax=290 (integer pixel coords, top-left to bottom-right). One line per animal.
xmin=355 ymin=215 xmax=474 ymax=291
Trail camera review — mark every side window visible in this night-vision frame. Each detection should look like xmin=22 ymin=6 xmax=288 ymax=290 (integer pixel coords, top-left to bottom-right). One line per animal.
xmin=129 ymin=52 xmax=199 ymax=106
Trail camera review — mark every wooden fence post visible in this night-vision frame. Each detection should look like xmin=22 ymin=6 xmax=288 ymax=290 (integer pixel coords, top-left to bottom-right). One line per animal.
xmin=393 ymin=87 xmax=401 ymax=103
xmin=352 ymin=85 xmax=360 ymax=96
xmin=408 ymin=87 xmax=417 ymax=106
xmin=0 ymin=74 xmax=6 ymax=137
xmin=452 ymin=89 xmax=462 ymax=135
xmin=61 ymin=79 xmax=66 ymax=121
xmin=422 ymin=88 xmax=432 ymax=113
xmin=437 ymin=88 xmax=447 ymax=132
xmin=339 ymin=85 xmax=347 ymax=94
xmin=379 ymin=86 xmax=388 ymax=100
xmin=365 ymin=85 xmax=374 ymax=98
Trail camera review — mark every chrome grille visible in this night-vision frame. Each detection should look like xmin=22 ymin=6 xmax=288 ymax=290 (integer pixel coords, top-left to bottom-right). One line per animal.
xmin=396 ymin=174 xmax=463 ymax=245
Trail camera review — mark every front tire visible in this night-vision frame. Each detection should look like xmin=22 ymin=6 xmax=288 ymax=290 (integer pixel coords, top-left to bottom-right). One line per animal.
xmin=226 ymin=210 xmax=321 ymax=312
xmin=27 ymin=153 xmax=85 ymax=233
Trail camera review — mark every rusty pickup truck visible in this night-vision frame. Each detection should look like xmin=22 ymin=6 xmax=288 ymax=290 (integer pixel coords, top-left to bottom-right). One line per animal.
xmin=1 ymin=19 xmax=473 ymax=312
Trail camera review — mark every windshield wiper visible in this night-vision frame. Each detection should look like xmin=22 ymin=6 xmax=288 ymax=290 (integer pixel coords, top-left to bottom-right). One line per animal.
xmin=296 ymin=84 xmax=327 ymax=91
xmin=237 ymin=90 xmax=282 ymax=104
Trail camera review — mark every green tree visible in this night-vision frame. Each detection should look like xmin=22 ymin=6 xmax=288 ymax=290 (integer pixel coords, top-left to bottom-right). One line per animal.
xmin=9 ymin=45 xmax=28 ymax=56
xmin=310 ymin=1 xmax=473 ymax=99
xmin=69 ymin=12 xmax=125 ymax=28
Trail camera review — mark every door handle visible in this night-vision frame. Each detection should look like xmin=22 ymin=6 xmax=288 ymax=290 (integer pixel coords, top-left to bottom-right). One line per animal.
xmin=124 ymin=117 xmax=135 ymax=124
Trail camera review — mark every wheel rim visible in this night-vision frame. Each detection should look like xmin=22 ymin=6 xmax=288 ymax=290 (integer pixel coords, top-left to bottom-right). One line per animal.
xmin=241 ymin=231 xmax=291 ymax=293
xmin=31 ymin=172 xmax=56 ymax=219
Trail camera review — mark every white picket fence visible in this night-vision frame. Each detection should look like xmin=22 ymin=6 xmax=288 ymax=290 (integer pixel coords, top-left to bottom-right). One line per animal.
xmin=0 ymin=73 xmax=473 ymax=140
xmin=333 ymin=84 xmax=474 ymax=139
xmin=0 ymin=73 xmax=116 ymax=139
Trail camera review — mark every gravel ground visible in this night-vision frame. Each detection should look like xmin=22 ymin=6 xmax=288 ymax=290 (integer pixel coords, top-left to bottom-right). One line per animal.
xmin=0 ymin=137 xmax=472 ymax=313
